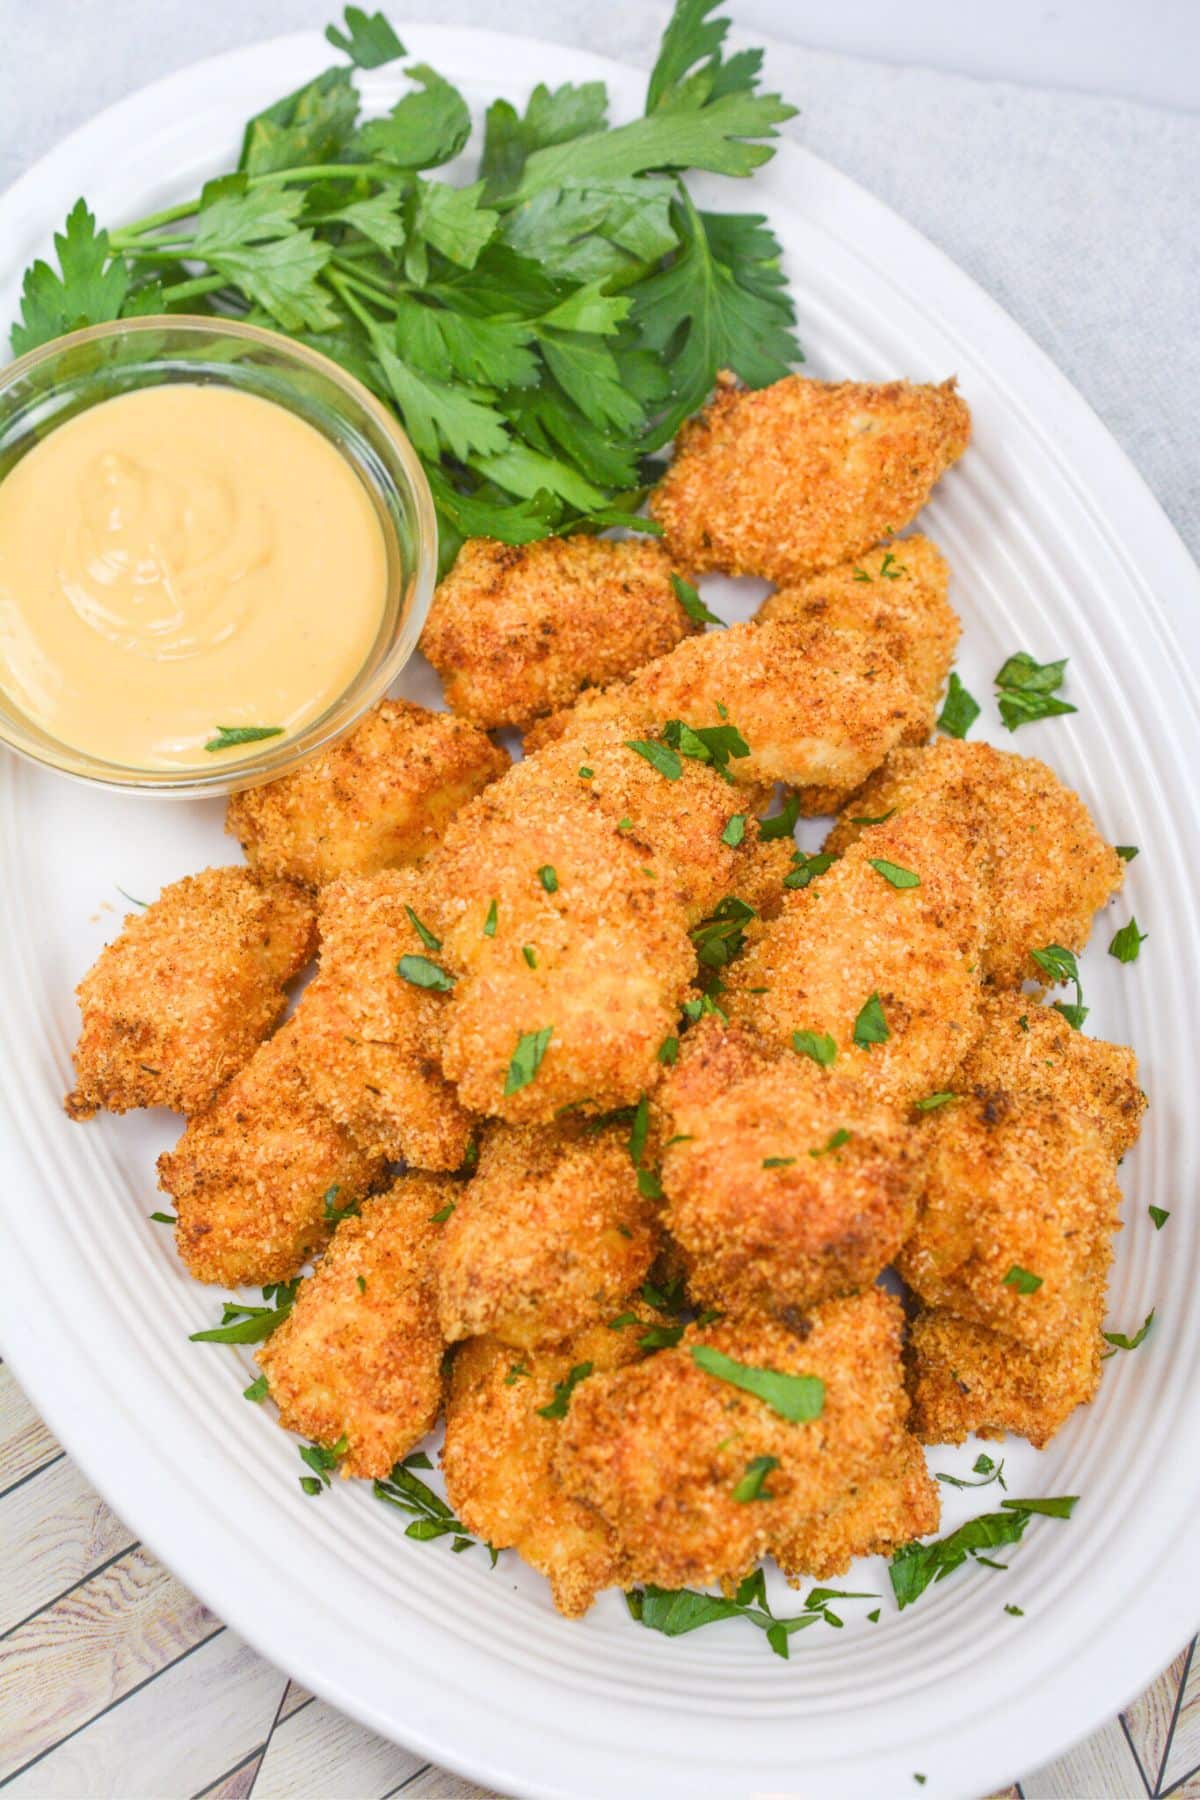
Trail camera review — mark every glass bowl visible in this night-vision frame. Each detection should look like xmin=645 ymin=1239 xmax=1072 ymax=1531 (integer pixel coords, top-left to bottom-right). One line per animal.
xmin=0 ymin=316 xmax=437 ymax=795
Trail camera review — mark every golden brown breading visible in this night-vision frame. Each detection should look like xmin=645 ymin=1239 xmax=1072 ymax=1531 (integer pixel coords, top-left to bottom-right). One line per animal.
xmin=897 ymin=1096 xmax=1120 ymax=1352
xmin=436 ymin=1120 xmax=659 ymax=1350
xmin=226 ymin=698 xmax=508 ymax=888
xmin=826 ymin=739 xmax=1124 ymax=986
xmin=434 ymin=719 xmax=762 ymax=1122
xmin=774 ymin=1434 xmax=939 ymax=1584
xmin=525 ymin=616 xmax=927 ymax=812
xmin=554 ymin=1291 xmax=911 ymax=1592
xmin=290 ymin=868 xmax=474 ymax=1170
xmin=660 ymin=1020 xmax=922 ymax=1317
xmin=907 ymin=1304 xmax=1104 ymax=1450
xmin=421 ymin=535 xmax=698 ymax=729
xmin=956 ymin=990 xmax=1146 ymax=1159
xmin=442 ymin=1319 xmax=647 ymax=1617
xmin=159 ymin=1018 xmax=387 ymax=1286
xmin=724 ymin=810 xmax=987 ymax=1108
xmin=649 ymin=373 xmax=971 ymax=584
xmin=256 ymin=1176 xmax=448 ymax=1478
xmin=66 ymin=867 xmax=315 ymax=1119
xmin=759 ymin=535 xmax=959 ymax=744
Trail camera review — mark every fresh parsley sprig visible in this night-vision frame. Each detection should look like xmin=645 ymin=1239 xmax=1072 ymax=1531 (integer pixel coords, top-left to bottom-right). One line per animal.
xmin=890 ymin=1496 xmax=1077 ymax=1608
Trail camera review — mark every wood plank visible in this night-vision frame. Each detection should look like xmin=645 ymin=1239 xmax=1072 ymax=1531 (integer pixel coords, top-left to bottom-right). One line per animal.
xmin=394 ymin=1771 xmax=502 ymax=1799
xmin=195 ymin=1750 xmax=264 ymax=1800
xmin=0 ymin=1456 xmax=134 ymax=1635
xmin=0 ymin=1364 xmax=61 ymax=1491
xmin=1123 ymin=1643 xmax=1192 ymax=1792
xmin=0 ymin=1543 xmax=217 ymax=1782
xmin=279 ymin=1678 xmax=314 ymax=1721
xmin=1163 ymin=1773 xmax=1200 ymax=1798
xmin=1 ymin=1629 xmax=282 ymax=1799
xmin=1162 ymin=1642 xmax=1200 ymax=1791
xmin=1021 ymin=1713 xmax=1149 ymax=1798
xmin=252 ymin=1693 xmax=425 ymax=1799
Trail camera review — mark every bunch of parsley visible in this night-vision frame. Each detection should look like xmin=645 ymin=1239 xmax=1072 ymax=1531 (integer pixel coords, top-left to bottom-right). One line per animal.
xmin=12 ymin=1 xmax=801 ymax=569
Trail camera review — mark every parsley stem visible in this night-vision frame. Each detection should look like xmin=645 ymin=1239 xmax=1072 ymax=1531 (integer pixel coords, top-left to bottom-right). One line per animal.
xmin=162 ymin=274 xmax=231 ymax=303
xmin=109 ymin=164 xmax=410 ymax=248
xmin=330 ymin=260 xmax=406 ymax=306
xmin=324 ymin=268 xmax=382 ymax=334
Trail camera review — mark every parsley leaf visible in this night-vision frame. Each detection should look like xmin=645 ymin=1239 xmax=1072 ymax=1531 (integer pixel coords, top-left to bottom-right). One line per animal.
xmin=189 ymin=1280 xmax=299 ymax=1344
xmin=935 ymin=1452 xmax=1006 ymax=1492
xmin=852 ymin=992 xmax=889 ymax=1049
xmin=243 ymin=1374 xmax=270 ymax=1403
xmin=671 ymin=572 xmax=725 ymax=628
xmin=1149 ymin=1205 xmax=1170 ymax=1230
xmin=325 ymin=6 xmax=405 ymax=67
xmin=690 ymin=1344 xmax=824 ymax=1421
xmin=868 ymin=858 xmax=920 ymax=890
xmin=792 ymin=1030 xmax=836 ymax=1067
xmin=397 ymin=953 xmax=456 ymax=991
xmin=937 ymin=671 xmax=980 ymax=739
xmin=1003 ymin=1265 xmax=1043 ymax=1294
xmin=404 ymin=904 xmax=442 ymax=952
xmin=375 ymin=1453 xmax=499 ymax=1563
xmin=504 ymin=1025 xmax=553 ymax=1094
xmin=784 ymin=849 xmax=836 ymax=891
xmin=12 ymin=199 xmax=131 ymax=356
xmin=890 ymin=1497 xmax=1076 ymax=1608
xmin=1109 ymin=917 xmax=1148 ymax=963
xmin=537 ymin=1361 xmax=594 ymax=1419
xmin=625 ymin=738 xmax=683 ymax=780
xmin=914 ymin=1091 xmax=957 ymax=1112
xmin=732 ymin=1455 xmax=779 ymax=1502
xmin=809 ymin=1127 xmax=851 ymax=1157
xmin=204 ymin=725 xmax=284 ymax=752
xmin=538 ymin=864 xmax=559 ymax=893
xmin=995 ymin=651 xmax=1077 ymax=732
xmin=1101 ymin=1309 xmax=1155 ymax=1355
xmin=1115 ymin=845 xmax=1139 ymax=862
xmin=722 ymin=813 xmax=747 ymax=847
xmin=759 ymin=793 xmax=800 ymax=842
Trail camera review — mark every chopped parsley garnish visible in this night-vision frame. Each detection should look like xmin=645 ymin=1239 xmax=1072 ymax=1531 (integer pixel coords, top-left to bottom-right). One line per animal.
xmin=682 ymin=992 xmax=728 ymax=1023
xmin=482 ymin=899 xmax=498 ymax=937
xmin=607 ymin=1311 xmax=640 ymax=1332
xmin=1149 ymin=1205 xmax=1170 ymax=1230
xmin=937 ymin=671 xmax=980 ymax=739
xmin=671 ymin=572 xmax=724 ymax=628
xmin=658 ymin=1034 xmax=680 ymax=1066
xmin=868 ymin=858 xmax=920 ymax=890
xmin=356 ymin=1276 xmax=367 ymax=1294
xmin=662 ymin=716 xmax=751 ymax=776
xmin=936 ymin=1452 xmax=1006 ymax=1492
xmin=149 ymin=1210 xmax=177 ymax=1225
xmin=298 ymin=1434 xmax=347 ymax=1493
xmin=323 ymin=1184 xmax=360 ymax=1224
xmin=810 ymin=1127 xmax=851 ymax=1157
xmin=732 ymin=1455 xmax=779 ymax=1502
xmin=1109 ymin=917 xmax=1148 ymax=963
xmin=1003 ymin=1265 xmax=1043 ymax=1294
xmin=504 ymin=1362 xmax=530 ymax=1385
xmin=637 ymin=1168 xmax=664 ymax=1199
xmin=691 ymin=895 xmax=756 ymax=968
xmin=626 ymin=738 xmax=682 ymax=780
xmin=204 ymin=724 xmax=284 ymax=752
xmin=617 ymin=816 xmax=634 ymax=831
xmin=375 ymin=1452 xmax=498 ymax=1563
xmin=994 ymin=651 xmax=1077 ymax=731
xmin=1005 ymin=1604 xmax=1024 ymax=1617
xmin=397 ymin=952 xmax=456 ymax=991
xmin=628 ymin=1093 xmax=651 ymax=1168
xmin=878 ymin=551 xmax=906 ymax=579
xmin=852 ymin=991 xmax=889 ymax=1049
xmin=430 ymin=1201 xmax=456 ymax=1223
xmin=1101 ymin=1309 xmax=1154 ymax=1356
xmin=914 ymin=1091 xmax=957 ymax=1112
xmin=849 ymin=808 xmax=896 ymax=826
xmin=522 ymin=944 xmax=537 ymax=967
xmin=1115 ymin=844 xmax=1139 ymax=862
xmin=759 ymin=793 xmax=800 ymax=841
xmin=626 ymin=1571 xmax=874 ymax=1658
xmin=638 ymin=1319 xmax=686 ymax=1350
xmin=690 ymin=1344 xmax=824 ymax=1422
xmin=537 ymin=1361 xmax=594 ymax=1419
xmin=784 ymin=849 xmax=836 ymax=890
xmin=404 ymin=904 xmax=442 ymax=952
xmin=722 ymin=813 xmax=747 ymax=847
xmin=537 ymin=864 xmax=559 ymax=893
xmin=578 ymin=765 xmax=594 ymax=780
xmin=890 ymin=1496 xmax=1077 ymax=1607
xmin=504 ymin=1024 xmax=553 ymax=1093
xmin=116 ymin=886 xmax=149 ymax=908
xmin=1030 ymin=942 xmax=1088 ymax=1030
xmin=762 ymin=1156 xmax=796 ymax=1169
xmin=792 ymin=1030 xmax=836 ymax=1067
xmin=242 ymin=1374 xmax=269 ymax=1403
xmin=189 ymin=1280 xmax=299 ymax=1344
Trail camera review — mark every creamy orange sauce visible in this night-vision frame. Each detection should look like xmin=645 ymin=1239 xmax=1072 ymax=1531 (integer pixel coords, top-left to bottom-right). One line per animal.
xmin=0 ymin=384 xmax=387 ymax=769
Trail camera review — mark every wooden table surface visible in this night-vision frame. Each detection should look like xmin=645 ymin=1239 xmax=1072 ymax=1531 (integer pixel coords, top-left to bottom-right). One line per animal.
xmin=2 ymin=1357 xmax=1196 ymax=1799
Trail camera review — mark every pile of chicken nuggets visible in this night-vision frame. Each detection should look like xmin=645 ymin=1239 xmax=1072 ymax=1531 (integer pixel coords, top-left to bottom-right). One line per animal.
xmin=67 ymin=371 xmax=1144 ymax=1619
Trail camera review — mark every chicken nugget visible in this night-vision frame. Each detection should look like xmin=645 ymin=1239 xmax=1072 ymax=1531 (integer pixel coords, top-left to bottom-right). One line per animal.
xmin=436 ymin=1119 xmax=659 ymax=1350
xmin=957 ymin=990 xmax=1145 ymax=1159
xmin=897 ymin=1096 xmax=1120 ymax=1352
xmin=660 ymin=1020 xmax=922 ymax=1317
xmin=442 ymin=1317 xmax=648 ymax=1617
xmin=256 ymin=1175 xmax=448 ymax=1478
xmin=291 ymin=868 xmax=474 ymax=1169
xmin=159 ymin=1018 xmax=387 ymax=1286
xmin=66 ymin=867 xmax=315 ymax=1119
xmin=907 ymin=1304 xmax=1104 ymax=1449
xmin=774 ymin=1434 xmax=939 ymax=1584
xmin=555 ymin=1290 xmax=911 ymax=1592
xmin=421 ymin=535 xmax=697 ymax=729
xmin=826 ymin=739 xmax=1124 ymax=985
xmin=649 ymin=373 xmax=970 ymax=584
xmin=226 ymin=698 xmax=508 ymax=888
xmin=724 ymin=810 xmax=987 ymax=1108
xmin=526 ymin=617 xmax=926 ymax=812
xmin=759 ymin=535 xmax=959 ymax=742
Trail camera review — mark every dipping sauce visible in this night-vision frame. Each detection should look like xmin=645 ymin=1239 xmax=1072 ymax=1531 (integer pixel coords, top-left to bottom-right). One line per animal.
xmin=0 ymin=384 xmax=387 ymax=769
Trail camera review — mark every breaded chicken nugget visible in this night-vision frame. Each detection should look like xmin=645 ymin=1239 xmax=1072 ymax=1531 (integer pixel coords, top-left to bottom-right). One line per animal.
xmin=66 ymin=867 xmax=315 ymax=1119
xmin=957 ymin=991 xmax=1145 ymax=1159
xmin=907 ymin=1304 xmax=1104 ymax=1450
xmin=649 ymin=373 xmax=971 ymax=585
xmin=436 ymin=1119 xmax=659 ymax=1350
xmin=442 ymin=1317 xmax=648 ymax=1617
xmin=555 ymin=1291 xmax=911 ymax=1592
xmin=256 ymin=1176 xmax=448 ymax=1478
xmin=897 ymin=1096 xmax=1120 ymax=1352
xmin=759 ymin=535 xmax=959 ymax=743
xmin=724 ymin=810 xmax=987 ymax=1108
xmin=435 ymin=720 xmax=757 ymax=1121
xmin=421 ymin=535 xmax=698 ymax=729
xmin=660 ymin=1020 xmax=922 ymax=1317
xmin=826 ymin=739 xmax=1124 ymax=986
xmin=159 ymin=1018 xmax=387 ymax=1286
xmin=774 ymin=1434 xmax=939 ymax=1584
xmin=526 ymin=617 xmax=928 ymax=812
xmin=291 ymin=868 xmax=474 ymax=1170
xmin=226 ymin=698 xmax=508 ymax=888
